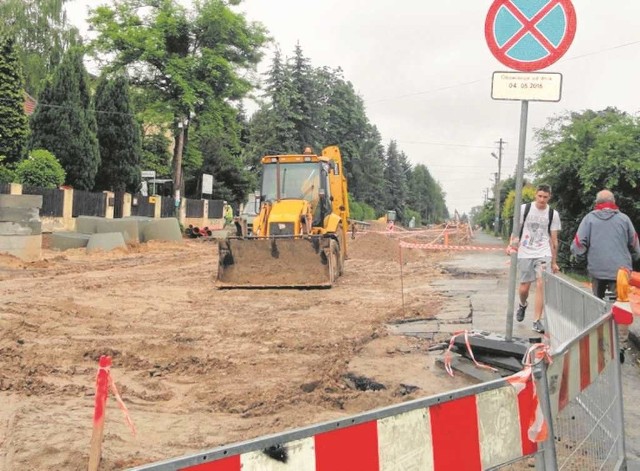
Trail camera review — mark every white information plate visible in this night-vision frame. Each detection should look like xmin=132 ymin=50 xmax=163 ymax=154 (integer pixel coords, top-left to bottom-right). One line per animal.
xmin=491 ymin=71 xmax=562 ymax=102
xmin=202 ymin=173 xmax=214 ymax=194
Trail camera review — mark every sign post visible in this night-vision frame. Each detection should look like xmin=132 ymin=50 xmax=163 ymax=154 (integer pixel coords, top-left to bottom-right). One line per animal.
xmin=485 ymin=0 xmax=576 ymax=341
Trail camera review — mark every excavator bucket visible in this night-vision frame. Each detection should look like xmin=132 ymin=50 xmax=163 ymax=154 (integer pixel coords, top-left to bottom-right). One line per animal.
xmin=216 ymin=236 xmax=337 ymax=288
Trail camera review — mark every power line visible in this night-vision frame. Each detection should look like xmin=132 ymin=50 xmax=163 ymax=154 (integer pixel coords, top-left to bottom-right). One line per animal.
xmin=366 ymin=39 xmax=640 ymax=104
xmin=395 ymin=139 xmax=494 ymax=149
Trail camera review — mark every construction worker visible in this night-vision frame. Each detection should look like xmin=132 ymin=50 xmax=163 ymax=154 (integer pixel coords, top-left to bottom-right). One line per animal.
xmin=223 ymin=202 xmax=234 ymax=227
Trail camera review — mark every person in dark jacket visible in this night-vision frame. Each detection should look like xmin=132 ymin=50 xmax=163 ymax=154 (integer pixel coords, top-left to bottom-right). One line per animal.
xmin=571 ymin=189 xmax=640 ymax=299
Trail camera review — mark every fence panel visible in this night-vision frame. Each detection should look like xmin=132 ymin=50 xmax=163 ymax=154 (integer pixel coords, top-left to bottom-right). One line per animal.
xmin=544 ymin=273 xmax=625 ymax=471
xmin=161 ymin=197 xmax=176 ymax=218
xmin=185 ymin=199 xmax=204 ymax=218
xmin=113 ymin=191 xmax=125 ymax=218
xmin=22 ymin=186 xmax=64 ymax=217
xmin=72 ymin=190 xmax=107 ymax=217
xmin=131 ymin=193 xmax=155 ymax=217
xmin=208 ymin=199 xmax=224 ymax=219
xmin=0 ymin=183 xmax=10 ymax=194
xmin=543 ymin=273 xmax=608 ymax=352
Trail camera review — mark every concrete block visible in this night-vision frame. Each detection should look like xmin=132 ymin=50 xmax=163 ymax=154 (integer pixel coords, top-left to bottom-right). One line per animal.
xmin=87 ymin=232 xmax=127 ymax=253
xmin=75 ymin=216 xmax=104 ymax=234
xmin=141 ymin=218 xmax=182 ymax=242
xmin=0 ymin=221 xmax=42 ymax=236
xmin=123 ymin=216 xmax=153 ymax=241
xmin=51 ymin=232 xmax=91 ymax=251
xmin=95 ymin=218 xmax=139 ymax=243
xmin=0 ymin=194 xmax=42 ymax=209
xmin=0 ymin=207 xmax=40 ymax=224
xmin=0 ymin=234 xmax=42 ymax=261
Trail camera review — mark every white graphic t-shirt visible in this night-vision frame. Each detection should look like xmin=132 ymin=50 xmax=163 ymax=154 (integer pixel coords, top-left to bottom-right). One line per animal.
xmin=518 ymin=204 xmax=561 ymax=259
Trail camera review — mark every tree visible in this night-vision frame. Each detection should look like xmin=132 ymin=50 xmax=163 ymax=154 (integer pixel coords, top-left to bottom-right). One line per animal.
xmin=289 ymin=43 xmax=317 ymax=148
xmin=189 ymin=101 xmax=254 ymax=202
xmin=141 ymin=133 xmax=172 ymax=178
xmin=0 ymin=0 xmax=79 ymax=96
xmin=247 ymin=48 xmax=299 ymax=158
xmin=0 ymin=35 xmax=29 ymax=164
xmin=88 ymin=0 xmax=268 ymax=196
xmin=15 ymin=149 xmax=65 ymax=188
xmin=29 ymin=47 xmax=100 ymax=190
xmin=407 ymin=164 xmax=448 ymax=224
xmin=383 ymin=140 xmax=408 ymax=221
xmin=352 ymin=127 xmax=386 ymax=213
xmin=94 ymin=74 xmax=142 ymax=192
xmin=533 ymin=108 xmax=640 ymax=262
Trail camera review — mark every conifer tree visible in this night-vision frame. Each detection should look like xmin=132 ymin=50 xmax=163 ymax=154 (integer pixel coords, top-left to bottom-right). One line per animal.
xmin=0 ymin=35 xmax=29 ymax=164
xmin=29 ymin=48 xmax=100 ymax=190
xmin=384 ymin=140 xmax=408 ymax=221
xmin=94 ymin=74 xmax=142 ymax=192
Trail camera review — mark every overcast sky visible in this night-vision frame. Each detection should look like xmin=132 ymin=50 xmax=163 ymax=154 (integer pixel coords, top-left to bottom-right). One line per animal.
xmin=66 ymin=0 xmax=640 ymax=214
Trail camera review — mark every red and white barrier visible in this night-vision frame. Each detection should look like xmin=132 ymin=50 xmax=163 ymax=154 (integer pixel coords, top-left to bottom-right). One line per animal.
xmin=399 ymin=241 xmax=504 ymax=252
xmin=168 ymin=383 xmax=537 ymax=471
xmin=546 ymin=318 xmax=615 ymax=419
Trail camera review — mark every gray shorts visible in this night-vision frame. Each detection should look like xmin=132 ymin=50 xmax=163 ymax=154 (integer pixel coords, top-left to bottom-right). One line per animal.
xmin=518 ymin=257 xmax=551 ymax=283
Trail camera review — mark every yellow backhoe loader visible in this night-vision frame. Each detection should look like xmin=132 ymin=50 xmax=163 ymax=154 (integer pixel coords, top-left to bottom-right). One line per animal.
xmin=217 ymin=146 xmax=350 ymax=288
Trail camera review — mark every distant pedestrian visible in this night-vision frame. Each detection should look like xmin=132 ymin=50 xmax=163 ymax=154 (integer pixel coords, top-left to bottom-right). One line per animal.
xmin=513 ymin=184 xmax=561 ymax=334
xmin=570 ymin=189 xmax=640 ymax=299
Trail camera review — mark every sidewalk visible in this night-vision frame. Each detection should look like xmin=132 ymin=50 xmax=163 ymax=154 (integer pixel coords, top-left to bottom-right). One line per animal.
xmin=435 ymin=230 xmax=535 ymax=338
xmin=434 ymin=229 xmax=640 ymax=466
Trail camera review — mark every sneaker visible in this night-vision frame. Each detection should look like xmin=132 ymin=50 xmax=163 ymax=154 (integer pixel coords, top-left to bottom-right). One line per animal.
xmin=516 ymin=303 xmax=527 ymax=322
xmin=533 ymin=320 xmax=545 ymax=334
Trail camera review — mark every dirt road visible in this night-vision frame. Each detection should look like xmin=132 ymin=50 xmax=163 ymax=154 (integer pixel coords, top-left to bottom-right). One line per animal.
xmin=0 ymin=229 xmax=473 ymax=470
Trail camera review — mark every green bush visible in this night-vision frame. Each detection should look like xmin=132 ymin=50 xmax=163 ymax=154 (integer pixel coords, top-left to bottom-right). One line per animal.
xmin=0 ymin=164 xmax=15 ymax=184
xmin=348 ymin=197 xmax=377 ymax=221
xmin=15 ymin=149 xmax=66 ymax=188
xmin=0 ymin=155 xmax=15 ymax=183
xmin=404 ymin=208 xmax=422 ymax=227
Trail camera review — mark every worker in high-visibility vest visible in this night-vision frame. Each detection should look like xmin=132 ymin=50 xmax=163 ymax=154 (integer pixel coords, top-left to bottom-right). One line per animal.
xmin=223 ymin=202 xmax=234 ymax=227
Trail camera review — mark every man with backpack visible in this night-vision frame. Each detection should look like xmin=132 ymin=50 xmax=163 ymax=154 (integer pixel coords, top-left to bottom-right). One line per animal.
xmin=513 ymin=184 xmax=561 ymax=333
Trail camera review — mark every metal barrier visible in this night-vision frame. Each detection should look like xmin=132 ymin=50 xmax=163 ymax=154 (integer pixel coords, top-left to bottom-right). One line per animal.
xmin=543 ymin=273 xmax=608 ymax=351
xmin=130 ymin=379 xmax=544 ymax=470
xmin=543 ymin=273 xmax=626 ymax=470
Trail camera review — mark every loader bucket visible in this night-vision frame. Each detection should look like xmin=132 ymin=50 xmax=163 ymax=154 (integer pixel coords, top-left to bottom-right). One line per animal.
xmin=216 ymin=236 xmax=335 ymax=288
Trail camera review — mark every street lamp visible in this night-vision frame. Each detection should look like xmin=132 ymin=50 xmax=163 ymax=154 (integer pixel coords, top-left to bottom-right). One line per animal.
xmin=491 ymin=151 xmax=502 ymax=233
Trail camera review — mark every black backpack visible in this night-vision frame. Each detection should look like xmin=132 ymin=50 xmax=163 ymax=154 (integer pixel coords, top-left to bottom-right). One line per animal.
xmin=519 ymin=202 xmax=555 ymax=240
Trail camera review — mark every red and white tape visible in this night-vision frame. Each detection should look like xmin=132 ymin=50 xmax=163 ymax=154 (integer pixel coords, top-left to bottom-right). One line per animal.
xmin=399 ymin=241 xmax=505 ymax=251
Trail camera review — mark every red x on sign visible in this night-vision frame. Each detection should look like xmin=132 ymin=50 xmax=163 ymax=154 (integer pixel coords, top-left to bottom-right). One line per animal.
xmin=485 ymin=0 xmax=577 ymax=71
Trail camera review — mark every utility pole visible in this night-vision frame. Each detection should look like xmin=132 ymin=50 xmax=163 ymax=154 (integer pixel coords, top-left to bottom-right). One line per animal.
xmin=492 ymin=138 xmax=505 ymax=234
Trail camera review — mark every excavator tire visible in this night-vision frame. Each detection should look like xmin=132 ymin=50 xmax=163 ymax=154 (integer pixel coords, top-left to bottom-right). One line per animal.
xmin=216 ymin=236 xmax=333 ymax=288
xmin=336 ymin=225 xmax=345 ymax=276
xmin=328 ymin=239 xmax=340 ymax=283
